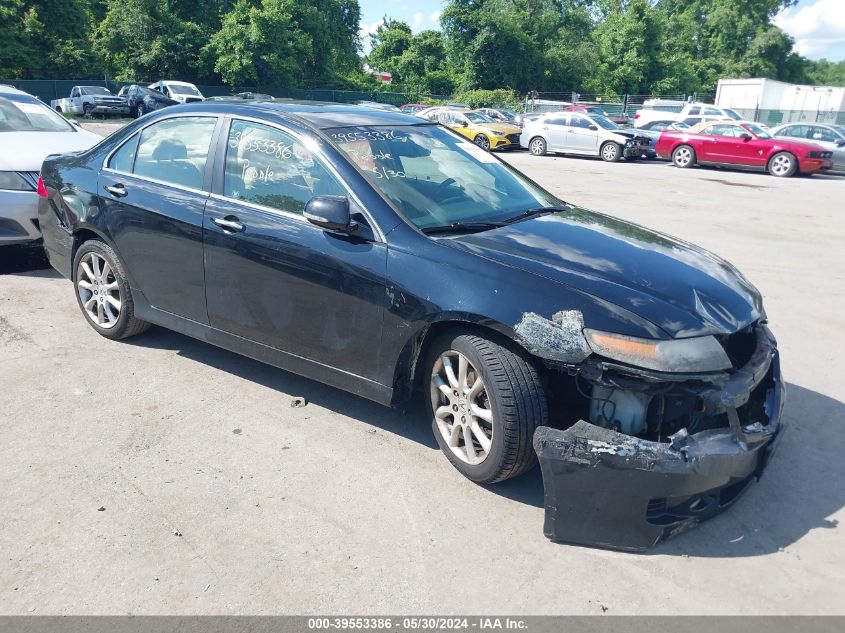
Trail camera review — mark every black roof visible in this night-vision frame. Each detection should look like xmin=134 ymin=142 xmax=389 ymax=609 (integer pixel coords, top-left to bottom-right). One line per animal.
xmin=174 ymin=101 xmax=429 ymax=129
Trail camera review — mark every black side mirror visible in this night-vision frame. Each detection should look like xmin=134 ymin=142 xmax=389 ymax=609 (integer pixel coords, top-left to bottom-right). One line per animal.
xmin=304 ymin=196 xmax=357 ymax=234
xmin=588 ymin=125 xmax=598 ymax=131
xmin=740 ymin=133 xmax=753 ymax=141
xmin=837 ymin=140 xmax=845 ymax=147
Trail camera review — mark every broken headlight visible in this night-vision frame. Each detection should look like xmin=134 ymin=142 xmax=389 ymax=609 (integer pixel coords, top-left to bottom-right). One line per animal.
xmin=583 ymin=329 xmax=731 ymax=373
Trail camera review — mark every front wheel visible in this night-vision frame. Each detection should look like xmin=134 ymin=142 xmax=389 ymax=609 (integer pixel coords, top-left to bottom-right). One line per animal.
xmin=136 ymin=102 xmax=146 ymax=117
xmin=600 ymin=141 xmax=622 ymax=162
xmin=426 ymin=330 xmax=548 ymax=484
xmin=73 ymin=240 xmax=150 ymax=340
xmin=82 ymin=103 xmax=93 ymax=118
xmin=768 ymin=151 xmax=797 ymax=177
xmin=474 ymin=134 xmax=491 ymax=151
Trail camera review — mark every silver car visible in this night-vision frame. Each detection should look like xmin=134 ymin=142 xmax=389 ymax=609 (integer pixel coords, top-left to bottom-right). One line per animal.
xmin=770 ymin=122 xmax=845 ymax=174
xmin=520 ymin=111 xmax=651 ymax=162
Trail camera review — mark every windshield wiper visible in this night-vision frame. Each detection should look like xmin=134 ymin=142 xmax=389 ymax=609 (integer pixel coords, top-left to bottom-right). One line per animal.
xmin=421 ymin=221 xmax=506 ymax=235
xmin=501 ymin=205 xmax=569 ymax=225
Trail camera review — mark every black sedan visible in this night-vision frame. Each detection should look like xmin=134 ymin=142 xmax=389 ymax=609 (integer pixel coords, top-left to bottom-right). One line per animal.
xmin=118 ymin=84 xmax=179 ymax=118
xmin=37 ymin=102 xmax=785 ymax=551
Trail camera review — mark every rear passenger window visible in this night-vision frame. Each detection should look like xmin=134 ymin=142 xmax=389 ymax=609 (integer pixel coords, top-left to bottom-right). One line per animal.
xmin=223 ymin=119 xmax=345 ymax=215
xmin=132 ymin=117 xmax=216 ymax=190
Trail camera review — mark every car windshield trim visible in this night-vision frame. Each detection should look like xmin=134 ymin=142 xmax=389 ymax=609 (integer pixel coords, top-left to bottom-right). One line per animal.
xmin=742 ymin=123 xmax=771 ymax=139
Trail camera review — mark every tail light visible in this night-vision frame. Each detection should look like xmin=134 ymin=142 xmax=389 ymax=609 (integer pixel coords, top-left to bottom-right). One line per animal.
xmin=36 ymin=175 xmax=48 ymax=199
xmin=634 ymin=112 xmax=640 ymax=120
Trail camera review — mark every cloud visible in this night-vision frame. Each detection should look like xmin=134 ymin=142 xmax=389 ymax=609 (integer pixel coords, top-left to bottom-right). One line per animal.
xmin=358 ymin=18 xmax=385 ymax=40
xmin=774 ymin=0 xmax=845 ymax=60
xmin=412 ymin=11 xmax=424 ymax=30
xmin=431 ymin=10 xmax=442 ymax=25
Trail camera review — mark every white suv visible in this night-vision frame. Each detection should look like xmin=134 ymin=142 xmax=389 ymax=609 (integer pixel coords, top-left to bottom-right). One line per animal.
xmin=148 ymin=81 xmax=206 ymax=104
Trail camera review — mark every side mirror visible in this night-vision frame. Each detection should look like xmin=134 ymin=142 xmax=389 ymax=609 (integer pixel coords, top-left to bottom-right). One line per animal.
xmin=837 ymin=140 xmax=845 ymax=147
xmin=588 ymin=125 xmax=598 ymax=131
xmin=461 ymin=121 xmax=468 ymax=127
xmin=740 ymin=133 xmax=753 ymax=141
xmin=304 ymin=196 xmax=357 ymax=234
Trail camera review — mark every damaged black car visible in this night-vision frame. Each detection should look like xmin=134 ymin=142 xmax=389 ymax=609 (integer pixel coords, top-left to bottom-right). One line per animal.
xmin=37 ymin=103 xmax=784 ymax=551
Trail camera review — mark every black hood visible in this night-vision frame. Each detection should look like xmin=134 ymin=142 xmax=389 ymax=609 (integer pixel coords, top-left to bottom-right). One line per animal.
xmin=444 ymin=209 xmax=763 ymax=338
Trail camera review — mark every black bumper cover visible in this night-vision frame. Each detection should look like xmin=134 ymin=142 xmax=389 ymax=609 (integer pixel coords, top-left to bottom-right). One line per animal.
xmin=533 ymin=328 xmax=785 ymax=552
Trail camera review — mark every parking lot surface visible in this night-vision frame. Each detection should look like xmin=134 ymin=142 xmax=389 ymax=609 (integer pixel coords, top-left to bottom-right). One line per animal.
xmin=1 ymin=132 xmax=844 ymax=614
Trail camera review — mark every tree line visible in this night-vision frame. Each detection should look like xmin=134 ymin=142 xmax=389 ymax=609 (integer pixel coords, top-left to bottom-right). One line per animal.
xmin=1 ymin=0 xmax=843 ymax=98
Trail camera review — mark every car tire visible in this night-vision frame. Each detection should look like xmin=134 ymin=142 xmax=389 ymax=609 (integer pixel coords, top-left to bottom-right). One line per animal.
xmin=672 ymin=144 xmax=696 ymax=168
xmin=529 ymin=136 xmax=547 ymax=156
xmin=768 ymin=152 xmax=797 ymax=178
xmin=474 ymin=134 xmax=491 ymax=151
xmin=73 ymin=240 xmax=150 ymax=340
xmin=136 ymin=102 xmax=146 ymax=117
xmin=82 ymin=103 xmax=93 ymax=118
xmin=600 ymin=141 xmax=622 ymax=162
xmin=425 ymin=329 xmax=548 ymax=485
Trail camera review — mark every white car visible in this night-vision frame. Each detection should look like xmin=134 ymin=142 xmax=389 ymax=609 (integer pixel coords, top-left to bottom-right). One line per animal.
xmin=769 ymin=122 xmax=845 ymax=175
xmin=147 ymin=80 xmax=205 ymax=104
xmin=0 ymin=86 xmax=101 ymax=244
xmin=520 ymin=111 xmax=651 ymax=162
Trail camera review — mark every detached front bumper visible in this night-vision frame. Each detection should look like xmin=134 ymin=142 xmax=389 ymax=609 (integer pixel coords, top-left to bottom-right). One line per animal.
xmin=533 ymin=325 xmax=785 ymax=551
xmin=623 ymin=140 xmax=651 ymax=158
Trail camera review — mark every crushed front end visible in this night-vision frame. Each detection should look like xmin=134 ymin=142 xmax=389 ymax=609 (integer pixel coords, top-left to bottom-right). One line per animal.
xmin=532 ymin=322 xmax=785 ymax=551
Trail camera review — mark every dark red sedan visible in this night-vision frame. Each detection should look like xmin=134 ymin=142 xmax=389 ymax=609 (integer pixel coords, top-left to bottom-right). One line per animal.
xmin=655 ymin=119 xmax=833 ymax=177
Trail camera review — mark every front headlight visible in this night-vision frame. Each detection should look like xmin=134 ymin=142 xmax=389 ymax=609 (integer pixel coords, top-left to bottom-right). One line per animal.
xmin=583 ymin=329 xmax=731 ymax=373
xmin=0 ymin=172 xmax=35 ymax=192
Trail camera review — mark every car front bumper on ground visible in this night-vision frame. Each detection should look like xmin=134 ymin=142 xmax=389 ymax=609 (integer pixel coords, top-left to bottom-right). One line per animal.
xmin=1 ymin=190 xmax=41 ymax=244
xmin=533 ymin=324 xmax=785 ymax=551
xmin=623 ymin=139 xmax=651 ymax=158
xmin=91 ymin=104 xmax=130 ymax=115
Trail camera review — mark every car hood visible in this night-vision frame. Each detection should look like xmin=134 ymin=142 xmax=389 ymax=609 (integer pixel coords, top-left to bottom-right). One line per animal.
xmin=0 ymin=130 xmax=102 ymax=171
xmin=443 ymin=209 xmax=764 ymax=338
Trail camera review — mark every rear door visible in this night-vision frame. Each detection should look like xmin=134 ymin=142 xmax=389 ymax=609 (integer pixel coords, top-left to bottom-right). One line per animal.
xmin=99 ymin=115 xmax=220 ymax=323
xmin=202 ymin=117 xmax=388 ymax=382
xmin=541 ymin=115 xmax=568 ymax=150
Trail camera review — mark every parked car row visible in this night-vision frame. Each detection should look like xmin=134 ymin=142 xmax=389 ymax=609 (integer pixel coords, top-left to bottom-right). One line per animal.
xmin=49 ymin=81 xmax=206 ymax=119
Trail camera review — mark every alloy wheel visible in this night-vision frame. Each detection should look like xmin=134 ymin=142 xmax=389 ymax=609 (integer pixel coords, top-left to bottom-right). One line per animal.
xmin=475 ymin=134 xmax=491 ymax=150
xmin=770 ymin=154 xmax=794 ymax=176
xmin=530 ymin=138 xmax=545 ymax=155
xmin=674 ymin=146 xmax=693 ymax=167
xmin=430 ymin=350 xmax=494 ymax=466
xmin=76 ymin=252 xmax=121 ymax=329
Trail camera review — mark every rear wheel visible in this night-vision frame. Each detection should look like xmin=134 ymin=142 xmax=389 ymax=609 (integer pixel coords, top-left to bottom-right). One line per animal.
xmin=600 ymin=141 xmax=622 ymax=162
xmin=529 ymin=136 xmax=547 ymax=156
xmin=426 ymin=329 xmax=548 ymax=484
xmin=672 ymin=144 xmax=696 ymax=168
xmin=768 ymin=151 xmax=797 ymax=177
xmin=73 ymin=240 xmax=150 ymax=340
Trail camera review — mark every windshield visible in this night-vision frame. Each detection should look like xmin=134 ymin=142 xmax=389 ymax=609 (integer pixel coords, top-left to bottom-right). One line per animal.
xmin=328 ymin=125 xmax=559 ymax=231
xmin=168 ymin=84 xmax=201 ymax=96
xmin=830 ymin=125 xmax=845 ymax=138
xmin=81 ymin=86 xmax=111 ymax=96
xmin=465 ymin=112 xmax=494 ymax=123
xmin=591 ymin=115 xmax=620 ymax=130
xmin=0 ymin=97 xmax=74 ymax=132
xmin=743 ymin=123 xmax=771 ymax=139
xmin=724 ymin=108 xmax=744 ymax=121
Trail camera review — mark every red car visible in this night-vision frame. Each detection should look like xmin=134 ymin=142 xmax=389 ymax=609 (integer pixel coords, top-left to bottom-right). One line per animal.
xmin=656 ymin=119 xmax=833 ymax=177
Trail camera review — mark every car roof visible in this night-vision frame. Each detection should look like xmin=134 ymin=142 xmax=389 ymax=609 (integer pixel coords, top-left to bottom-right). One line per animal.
xmin=157 ymin=80 xmax=197 ymax=86
xmin=162 ymin=101 xmax=432 ymax=129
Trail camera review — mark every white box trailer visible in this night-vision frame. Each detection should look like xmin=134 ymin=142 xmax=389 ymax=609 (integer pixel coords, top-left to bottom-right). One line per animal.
xmin=716 ymin=78 xmax=845 ymax=121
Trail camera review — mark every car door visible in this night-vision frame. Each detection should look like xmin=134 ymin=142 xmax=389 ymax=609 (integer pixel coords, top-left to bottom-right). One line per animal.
xmin=564 ymin=115 xmax=600 ymax=154
xmin=203 ymin=117 xmax=388 ymax=382
xmin=99 ymin=115 xmax=220 ymax=323
xmin=540 ymin=115 xmax=567 ymax=150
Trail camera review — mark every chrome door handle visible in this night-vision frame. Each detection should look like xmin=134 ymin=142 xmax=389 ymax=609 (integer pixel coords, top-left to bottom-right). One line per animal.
xmin=104 ymin=184 xmax=127 ymax=197
xmin=211 ymin=216 xmax=245 ymax=232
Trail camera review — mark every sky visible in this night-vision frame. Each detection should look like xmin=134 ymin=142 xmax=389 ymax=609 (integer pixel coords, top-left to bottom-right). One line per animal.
xmin=358 ymin=0 xmax=845 ymax=62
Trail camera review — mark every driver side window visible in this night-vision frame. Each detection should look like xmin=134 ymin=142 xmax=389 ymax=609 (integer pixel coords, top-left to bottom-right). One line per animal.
xmin=223 ymin=120 xmax=345 ymax=215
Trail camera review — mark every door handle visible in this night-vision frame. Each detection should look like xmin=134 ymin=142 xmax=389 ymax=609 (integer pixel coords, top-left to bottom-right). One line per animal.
xmin=104 ymin=183 xmax=128 ymax=197
xmin=211 ymin=216 xmax=245 ymax=232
